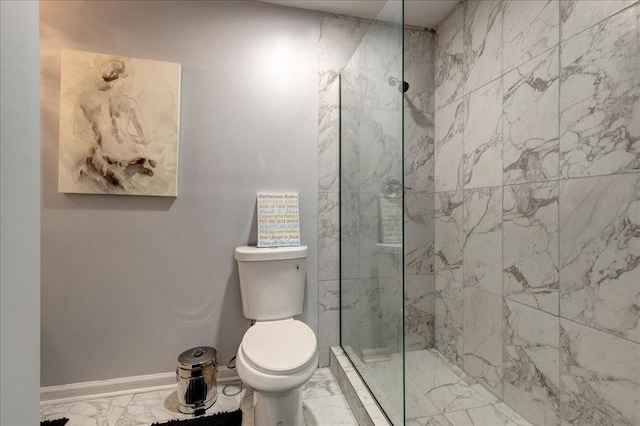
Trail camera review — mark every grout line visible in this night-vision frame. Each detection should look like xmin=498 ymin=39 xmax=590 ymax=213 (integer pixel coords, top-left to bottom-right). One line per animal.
xmin=557 ymin=170 xmax=640 ymax=182
xmin=433 ymin=170 xmax=639 ymax=196
xmin=434 ymin=3 xmax=640 ymax=426
xmin=439 ymin=400 xmax=497 ymax=416
xmin=503 ymin=296 xmax=559 ymax=319
xmin=460 ymin=0 xmax=467 ymax=373
xmin=406 ymin=349 xmax=496 ymax=418
xmin=437 ymin=0 xmax=639 ymax=116
xmin=557 ymin=1 xmax=563 ymax=421
xmin=500 ymin=0 xmax=505 ymax=403
xmin=559 ymin=0 xmax=640 ymax=44
xmin=113 ymin=393 xmax=134 ymax=425
xmin=560 ymin=316 xmax=640 ymax=346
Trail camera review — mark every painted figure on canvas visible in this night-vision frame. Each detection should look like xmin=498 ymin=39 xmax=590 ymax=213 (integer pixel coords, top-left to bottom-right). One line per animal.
xmin=58 ymin=49 xmax=181 ymax=196
xmin=74 ymin=60 xmax=157 ymax=190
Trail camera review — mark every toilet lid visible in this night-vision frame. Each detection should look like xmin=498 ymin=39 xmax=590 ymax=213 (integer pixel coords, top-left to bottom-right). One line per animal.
xmin=241 ymin=320 xmax=317 ymax=374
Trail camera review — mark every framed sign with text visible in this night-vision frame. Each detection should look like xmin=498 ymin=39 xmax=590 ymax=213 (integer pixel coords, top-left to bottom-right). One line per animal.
xmin=257 ymin=193 xmax=300 ymax=247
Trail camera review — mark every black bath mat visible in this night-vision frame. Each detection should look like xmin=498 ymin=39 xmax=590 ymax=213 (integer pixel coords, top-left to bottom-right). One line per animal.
xmin=41 ymin=419 xmax=69 ymax=426
xmin=151 ymin=409 xmax=242 ymax=426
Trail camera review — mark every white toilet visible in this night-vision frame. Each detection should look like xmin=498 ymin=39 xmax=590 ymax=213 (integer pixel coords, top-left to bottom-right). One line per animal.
xmin=234 ymin=245 xmax=318 ymax=426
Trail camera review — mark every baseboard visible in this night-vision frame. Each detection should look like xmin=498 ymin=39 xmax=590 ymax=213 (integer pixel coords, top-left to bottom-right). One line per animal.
xmin=41 ymin=366 xmax=240 ymax=405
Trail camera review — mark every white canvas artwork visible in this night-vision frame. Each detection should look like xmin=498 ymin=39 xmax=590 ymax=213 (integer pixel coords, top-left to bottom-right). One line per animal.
xmin=58 ymin=49 xmax=181 ymax=196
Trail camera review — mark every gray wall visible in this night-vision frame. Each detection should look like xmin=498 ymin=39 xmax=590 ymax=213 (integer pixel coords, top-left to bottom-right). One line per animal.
xmin=40 ymin=0 xmax=319 ymax=387
xmin=1 ymin=1 xmax=41 ymax=423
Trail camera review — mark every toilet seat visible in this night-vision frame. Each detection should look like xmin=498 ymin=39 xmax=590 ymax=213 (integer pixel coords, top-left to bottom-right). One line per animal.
xmin=241 ymin=319 xmax=317 ymax=375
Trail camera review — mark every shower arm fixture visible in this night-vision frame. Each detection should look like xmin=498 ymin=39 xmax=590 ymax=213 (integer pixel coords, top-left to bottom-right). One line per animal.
xmin=388 ymin=77 xmax=409 ymax=93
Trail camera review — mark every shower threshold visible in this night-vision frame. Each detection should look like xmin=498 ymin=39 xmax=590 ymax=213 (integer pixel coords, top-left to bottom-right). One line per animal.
xmin=331 ymin=346 xmax=532 ymax=425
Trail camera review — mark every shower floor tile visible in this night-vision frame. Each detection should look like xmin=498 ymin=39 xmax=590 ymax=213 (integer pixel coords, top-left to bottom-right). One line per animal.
xmin=40 ymin=367 xmax=357 ymax=426
xmin=341 ymin=347 xmax=532 ymax=426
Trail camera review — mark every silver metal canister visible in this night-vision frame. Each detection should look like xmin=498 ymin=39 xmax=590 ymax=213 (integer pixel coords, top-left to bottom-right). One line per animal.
xmin=176 ymin=346 xmax=218 ymax=414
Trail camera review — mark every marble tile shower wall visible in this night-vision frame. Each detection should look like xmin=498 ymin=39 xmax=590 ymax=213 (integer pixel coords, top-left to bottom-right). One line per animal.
xmin=317 ymin=13 xmax=436 ymax=367
xmin=433 ymin=1 xmax=639 ymax=425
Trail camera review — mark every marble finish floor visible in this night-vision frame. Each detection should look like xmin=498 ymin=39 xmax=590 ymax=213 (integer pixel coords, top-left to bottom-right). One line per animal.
xmin=348 ymin=348 xmax=532 ymax=425
xmin=40 ymin=368 xmax=358 ymax=426
xmin=41 ymin=353 xmax=532 ymax=426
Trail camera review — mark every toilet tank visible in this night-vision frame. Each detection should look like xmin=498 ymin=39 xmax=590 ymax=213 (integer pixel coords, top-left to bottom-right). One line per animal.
xmin=234 ymin=246 xmax=308 ymax=321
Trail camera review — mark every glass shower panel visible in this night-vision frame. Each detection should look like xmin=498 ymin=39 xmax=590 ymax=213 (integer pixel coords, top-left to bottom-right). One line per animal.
xmin=340 ymin=0 xmax=404 ymax=423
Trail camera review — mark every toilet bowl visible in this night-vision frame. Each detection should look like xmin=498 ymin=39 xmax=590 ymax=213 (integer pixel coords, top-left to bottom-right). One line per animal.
xmin=236 ymin=319 xmax=318 ymax=425
xmin=234 ymin=246 xmax=317 ymax=426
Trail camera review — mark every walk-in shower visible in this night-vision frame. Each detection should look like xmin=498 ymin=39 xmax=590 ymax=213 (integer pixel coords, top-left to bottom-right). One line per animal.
xmin=340 ymin=0 xmax=405 ymax=422
xmin=338 ymin=0 xmax=640 ymax=424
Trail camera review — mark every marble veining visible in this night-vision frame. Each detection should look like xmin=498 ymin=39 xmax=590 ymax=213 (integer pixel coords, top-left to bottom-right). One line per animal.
xmin=357 ymin=23 xmax=404 ymax=113
xmin=344 ymin=346 xmax=404 ymax=424
xmin=404 ymin=191 xmax=435 ymax=275
xmin=407 ymin=415 xmax=453 ymax=425
xmin=406 ymin=350 xmax=490 ymax=414
xmin=503 ymin=182 xmax=559 ymax=315
xmin=40 ymin=394 xmax=133 ymax=426
xmin=463 ymin=287 xmax=503 ymax=396
xmin=435 ymin=191 xmax=464 ymax=282
xmin=405 ymin=274 xmax=436 ymax=351
xmin=435 ymin=275 xmax=464 ymax=367
xmin=435 ymin=98 xmax=465 ymax=192
xmin=318 ymin=70 xmax=340 ymax=110
xmin=444 ymin=402 xmax=532 ymax=426
xmin=303 ymin=394 xmax=359 ymax=426
xmin=340 ymin=192 xmax=360 ymax=280
xmin=435 ymin=5 xmax=465 ymax=111
xmin=319 ymin=13 xmax=370 ymax=74
xmin=560 ymin=0 xmax=637 ymax=42
xmin=464 ymin=0 xmax=503 ymax=94
xmin=305 ymin=362 xmax=343 ymax=400
xmin=43 ymin=368 xmax=359 ymax=426
xmin=503 ymin=47 xmax=559 ymax=185
xmin=318 ymin=280 xmax=340 ymax=367
xmin=560 ymin=319 xmax=640 ymax=426
xmin=405 ymin=112 xmax=435 ymax=194
xmin=432 ymin=2 xmax=639 ymax=426
xmin=405 ymin=376 xmax=442 ymax=420
xmin=463 ymin=78 xmax=503 ymax=189
xmin=320 ymin=11 xmax=436 ymax=374
xmin=357 ymin=108 xmax=402 ymax=194
xmin=100 ymin=384 xmax=243 ymax=426
xmin=503 ymin=299 xmax=560 ymax=426
xmin=333 ymin=346 xmax=540 ymax=425
xmin=379 ymin=275 xmax=403 ymax=350
xmin=339 ymin=103 xmax=362 ymax=194
xmin=502 ymin=0 xmax=559 ymax=74
xmin=318 ymin=192 xmax=339 ymax=282
xmin=559 ymin=4 xmax=640 ymax=178
xmin=405 ymin=29 xmax=435 ymax=114
xmin=559 ymin=173 xmax=640 ymax=343
xmin=341 ymin=279 xmax=362 ymax=355
xmin=318 ymin=104 xmax=340 ymax=193
xmin=331 ymin=346 xmax=392 ymax=425
xmin=463 ymin=187 xmax=503 ymax=296
xmin=318 ymin=13 xmax=370 ymax=197
xmin=358 ymin=277 xmax=383 ymax=352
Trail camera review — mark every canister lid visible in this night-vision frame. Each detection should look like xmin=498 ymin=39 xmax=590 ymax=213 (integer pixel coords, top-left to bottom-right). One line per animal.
xmin=178 ymin=346 xmax=217 ymax=369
